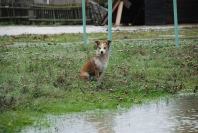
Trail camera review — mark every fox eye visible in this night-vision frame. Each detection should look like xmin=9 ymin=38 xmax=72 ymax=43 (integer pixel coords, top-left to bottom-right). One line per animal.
xmin=104 ymin=47 xmax=106 ymax=49
xmin=99 ymin=47 xmax=101 ymax=49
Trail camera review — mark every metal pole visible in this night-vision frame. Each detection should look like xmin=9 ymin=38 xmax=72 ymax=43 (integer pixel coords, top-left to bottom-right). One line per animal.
xmin=82 ymin=0 xmax=87 ymax=46
xmin=173 ymin=0 xmax=179 ymax=47
xmin=108 ymin=0 xmax=112 ymax=41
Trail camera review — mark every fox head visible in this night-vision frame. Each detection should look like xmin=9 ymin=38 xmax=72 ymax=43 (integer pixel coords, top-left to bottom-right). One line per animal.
xmin=95 ymin=40 xmax=111 ymax=56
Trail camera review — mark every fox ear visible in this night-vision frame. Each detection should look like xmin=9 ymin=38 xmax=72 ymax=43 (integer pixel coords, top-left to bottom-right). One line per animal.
xmin=95 ymin=41 xmax=100 ymax=47
xmin=95 ymin=40 xmax=100 ymax=45
xmin=107 ymin=40 xmax=111 ymax=44
xmin=94 ymin=40 xmax=100 ymax=48
xmin=107 ymin=40 xmax=111 ymax=48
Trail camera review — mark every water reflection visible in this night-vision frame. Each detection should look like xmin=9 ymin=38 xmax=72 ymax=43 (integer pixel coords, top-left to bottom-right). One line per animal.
xmin=21 ymin=94 xmax=198 ymax=133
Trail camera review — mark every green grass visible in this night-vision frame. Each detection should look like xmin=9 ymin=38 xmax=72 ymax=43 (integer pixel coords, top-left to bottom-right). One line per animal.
xmin=0 ymin=28 xmax=198 ymax=132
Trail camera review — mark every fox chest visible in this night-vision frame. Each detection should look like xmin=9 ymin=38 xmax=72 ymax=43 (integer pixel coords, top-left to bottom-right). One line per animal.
xmin=94 ymin=59 xmax=107 ymax=72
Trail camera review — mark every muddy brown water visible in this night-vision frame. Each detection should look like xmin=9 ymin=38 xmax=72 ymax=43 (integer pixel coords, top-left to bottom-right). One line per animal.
xmin=21 ymin=94 xmax=198 ymax=133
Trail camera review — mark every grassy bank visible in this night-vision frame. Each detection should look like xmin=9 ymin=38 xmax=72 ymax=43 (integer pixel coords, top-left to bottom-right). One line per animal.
xmin=0 ymin=29 xmax=197 ymax=132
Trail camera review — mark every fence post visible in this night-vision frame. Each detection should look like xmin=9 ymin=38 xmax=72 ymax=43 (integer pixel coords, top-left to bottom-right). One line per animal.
xmin=108 ymin=0 xmax=112 ymax=41
xmin=82 ymin=0 xmax=87 ymax=46
xmin=0 ymin=0 xmax=1 ymax=17
xmin=173 ymin=0 xmax=179 ymax=47
xmin=0 ymin=7 xmax=1 ymax=18
xmin=28 ymin=8 xmax=34 ymax=20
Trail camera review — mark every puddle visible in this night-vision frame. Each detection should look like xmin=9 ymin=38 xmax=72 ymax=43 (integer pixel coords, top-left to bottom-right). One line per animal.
xmin=21 ymin=94 xmax=198 ymax=133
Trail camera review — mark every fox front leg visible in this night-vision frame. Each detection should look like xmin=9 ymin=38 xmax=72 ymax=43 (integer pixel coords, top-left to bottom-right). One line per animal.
xmin=95 ymin=70 xmax=100 ymax=81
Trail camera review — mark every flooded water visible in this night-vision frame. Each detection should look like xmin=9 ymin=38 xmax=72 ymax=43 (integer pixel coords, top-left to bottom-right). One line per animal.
xmin=21 ymin=94 xmax=198 ymax=133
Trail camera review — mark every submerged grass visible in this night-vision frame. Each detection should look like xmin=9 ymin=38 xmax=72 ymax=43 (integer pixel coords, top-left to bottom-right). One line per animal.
xmin=0 ymin=29 xmax=197 ymax=132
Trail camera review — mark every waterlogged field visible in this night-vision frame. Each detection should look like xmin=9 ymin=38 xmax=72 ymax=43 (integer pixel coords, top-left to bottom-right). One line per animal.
xmin=0 ymin=29 xmax=198 ymax=132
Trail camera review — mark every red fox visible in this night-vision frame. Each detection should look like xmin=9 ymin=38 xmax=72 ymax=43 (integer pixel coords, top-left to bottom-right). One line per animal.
xmin=80 ymin=40 xmax=111 ymax=81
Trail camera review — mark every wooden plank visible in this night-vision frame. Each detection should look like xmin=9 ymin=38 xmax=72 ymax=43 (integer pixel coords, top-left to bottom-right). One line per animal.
xmin=115 ymin=1 xmax=124 ymax=26
xmin=102 ymin=0 xmax=120 ymax=25
xmin=32 ymin=4 xmax=81 ymax=9
xmin=0 ymin=16 xmax=29 ymax=19
xmin=0 ymin=6 xmax=30 ymax=9
xmin=29 ymin=18 xmax=92 ymax=22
